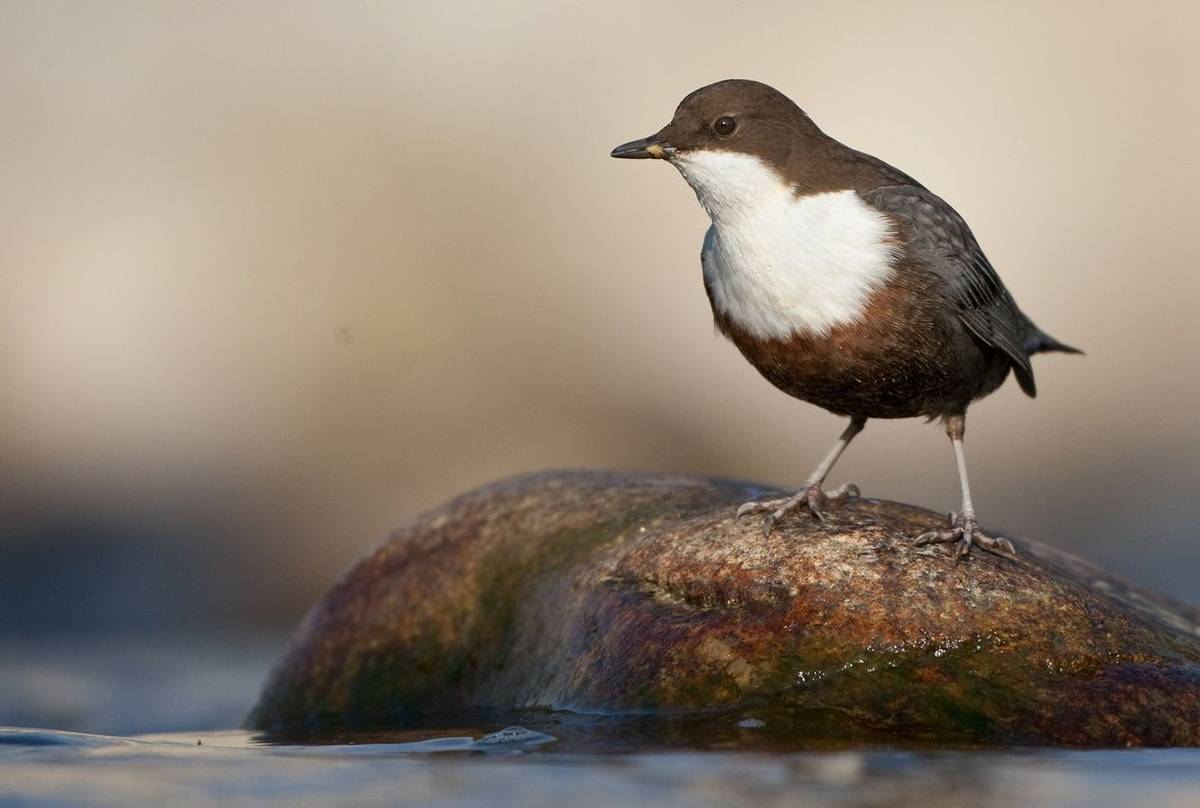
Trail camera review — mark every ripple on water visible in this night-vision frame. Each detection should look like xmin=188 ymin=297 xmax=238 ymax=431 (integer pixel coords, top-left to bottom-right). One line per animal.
xmin=4 ymin=725 xmax=1200 ymax=807
xmin=0 ymin=725 xmax=556 ymax=757
xmin=0 ymin=728 xmax=130 ymax=749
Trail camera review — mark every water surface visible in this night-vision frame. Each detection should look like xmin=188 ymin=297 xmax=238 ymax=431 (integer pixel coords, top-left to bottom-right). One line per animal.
xmin=2 ymin=634 xmax=1198 ymax=806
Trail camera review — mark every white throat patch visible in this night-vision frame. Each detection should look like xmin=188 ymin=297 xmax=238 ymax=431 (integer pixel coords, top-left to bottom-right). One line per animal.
xmin=671 ymin=149 xmax=897 ymax=340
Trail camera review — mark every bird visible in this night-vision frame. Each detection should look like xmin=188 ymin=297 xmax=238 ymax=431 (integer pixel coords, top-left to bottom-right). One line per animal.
xmin=611 ymin=79 xmax=1081 ymax=559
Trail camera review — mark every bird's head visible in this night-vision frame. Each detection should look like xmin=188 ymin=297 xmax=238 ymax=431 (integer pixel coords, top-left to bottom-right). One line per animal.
xmin=611 ymin=79 xmax=825 ymax=217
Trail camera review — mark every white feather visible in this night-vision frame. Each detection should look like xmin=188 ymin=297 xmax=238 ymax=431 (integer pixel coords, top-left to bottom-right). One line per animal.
xmin=671 ymin=150 xmax=897 ymax=340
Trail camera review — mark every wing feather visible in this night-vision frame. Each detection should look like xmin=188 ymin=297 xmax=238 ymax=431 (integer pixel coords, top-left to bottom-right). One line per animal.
xmin=860 ymin=185 xmax=1037 ymax=396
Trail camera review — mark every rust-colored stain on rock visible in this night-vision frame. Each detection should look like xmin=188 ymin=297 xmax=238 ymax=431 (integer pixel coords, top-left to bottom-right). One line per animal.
xmin=248 ymin=471 xmax=1200 ymax=746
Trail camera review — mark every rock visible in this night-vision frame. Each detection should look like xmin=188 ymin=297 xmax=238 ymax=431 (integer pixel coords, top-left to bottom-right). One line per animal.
xmin=248 ymin=470 xmax=1200 ymax=747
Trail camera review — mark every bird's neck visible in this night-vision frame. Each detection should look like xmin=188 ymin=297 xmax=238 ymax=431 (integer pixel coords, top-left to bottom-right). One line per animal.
xmin=672 ymin=150 xmax=782 ymax=225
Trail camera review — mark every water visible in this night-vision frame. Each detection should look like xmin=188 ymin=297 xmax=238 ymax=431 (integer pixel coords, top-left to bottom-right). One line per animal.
xmin=2 ymin=635 xmax=1199 ymax=807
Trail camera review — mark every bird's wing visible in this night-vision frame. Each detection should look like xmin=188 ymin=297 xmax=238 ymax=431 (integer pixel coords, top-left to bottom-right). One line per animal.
xmin=860 ymin=184 xmax=1037 ymax=397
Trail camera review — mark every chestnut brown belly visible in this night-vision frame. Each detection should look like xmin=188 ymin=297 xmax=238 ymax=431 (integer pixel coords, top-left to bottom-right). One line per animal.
xmin=711 ymin=304 xmax=1011 ymax=420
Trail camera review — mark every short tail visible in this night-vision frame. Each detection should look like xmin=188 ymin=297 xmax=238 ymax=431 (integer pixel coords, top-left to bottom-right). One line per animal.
xmin=1024 ymin=329 xmax=1083 ymax=356
xmin=1011 ymin=318 xmax=1082 ymax=399
xmin=1022 ymin=317 xmax=1083 ymax=357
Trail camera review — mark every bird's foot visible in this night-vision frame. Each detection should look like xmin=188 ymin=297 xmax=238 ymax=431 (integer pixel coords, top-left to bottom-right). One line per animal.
xmin=913 ymin=511 xmax=1016 ymax=560
xmin=736 ymin=482 xmax=860 ymax=537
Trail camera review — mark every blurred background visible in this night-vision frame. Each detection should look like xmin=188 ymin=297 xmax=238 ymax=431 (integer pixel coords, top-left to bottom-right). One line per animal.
xmin=1 ymin=1 xmax=1198 ymax=732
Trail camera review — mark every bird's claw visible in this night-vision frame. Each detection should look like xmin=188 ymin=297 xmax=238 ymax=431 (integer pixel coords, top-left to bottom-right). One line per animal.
xmin=737 ymin=482 xmax=860 ymax=537
xmin=913 ymin=511 xmax=1016 ymax=560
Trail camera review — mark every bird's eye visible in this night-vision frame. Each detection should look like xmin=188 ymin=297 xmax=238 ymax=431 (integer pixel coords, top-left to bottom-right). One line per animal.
xmin=712 ymin=116 xmax=737 ymax=136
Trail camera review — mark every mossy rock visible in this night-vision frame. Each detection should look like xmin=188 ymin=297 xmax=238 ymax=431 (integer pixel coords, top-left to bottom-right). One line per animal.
xmin=248 ymin=470 xmax=1200 ymax=746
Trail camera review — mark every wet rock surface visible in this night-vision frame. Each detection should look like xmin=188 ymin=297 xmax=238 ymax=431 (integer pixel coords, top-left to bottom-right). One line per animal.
xmin=249 ymin=471 xmax=1200 ymax=747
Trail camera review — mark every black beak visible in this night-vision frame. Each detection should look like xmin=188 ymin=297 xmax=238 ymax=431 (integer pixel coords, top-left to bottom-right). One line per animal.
xmin=610 ymin=132 xmax=674 ymax=159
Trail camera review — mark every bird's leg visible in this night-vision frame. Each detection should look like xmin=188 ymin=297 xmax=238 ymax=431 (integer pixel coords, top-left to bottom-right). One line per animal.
xmin=913 ymin=414 xmax=1016 ymax=560
xmin=737 ymin=417 xmax=865 ymax=536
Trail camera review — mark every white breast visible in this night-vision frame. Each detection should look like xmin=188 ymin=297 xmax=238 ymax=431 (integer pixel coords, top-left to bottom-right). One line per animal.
xmin=672 ymin=150 xmax=897 ymax=341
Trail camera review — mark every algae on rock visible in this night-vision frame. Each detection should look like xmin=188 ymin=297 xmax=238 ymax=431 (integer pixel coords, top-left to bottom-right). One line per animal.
xmin=249 ymin=471 xmax=1200 ymax=747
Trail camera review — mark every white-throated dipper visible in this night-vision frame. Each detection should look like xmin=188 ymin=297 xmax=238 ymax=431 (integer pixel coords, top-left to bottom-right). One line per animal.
xmin=611 ymin=79 xmax=1081 ymax=558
